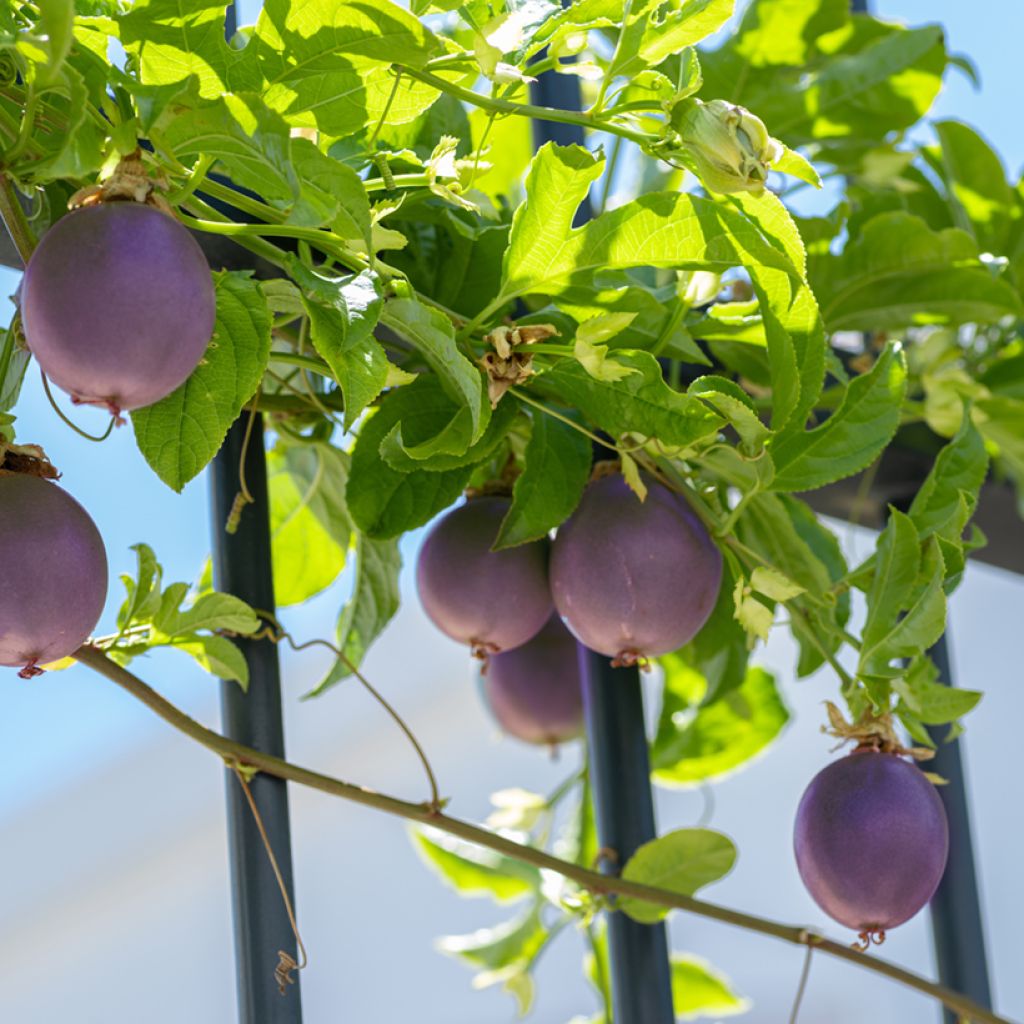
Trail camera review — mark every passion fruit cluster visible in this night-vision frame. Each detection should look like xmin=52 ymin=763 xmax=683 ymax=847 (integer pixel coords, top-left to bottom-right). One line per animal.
xmin=415 ymin=474 xmax=723 ymax=747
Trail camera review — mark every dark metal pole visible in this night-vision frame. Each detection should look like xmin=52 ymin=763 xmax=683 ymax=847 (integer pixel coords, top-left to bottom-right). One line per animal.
xmin=581 ymin=648 xmax=676 ymax=1022
xmin=927 ymin=633 xmax=992 ymax=1023
xmin=529 ymin=59 xmax=675 ymax=1024
xmin=208 ymin=6 xmax=302 ymax=1023
xmin=211 ymin=416 xmax=303 ymax=1024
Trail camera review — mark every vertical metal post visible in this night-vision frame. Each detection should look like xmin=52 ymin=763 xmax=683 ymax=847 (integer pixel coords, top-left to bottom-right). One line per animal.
xmin=927 ymin=633 xmax=992 ymax=1023
xmin=208 ymin=6 xmax=302 ymax=1023
xmin=581 ymin=649 xmax=676 ymax=1022
xmin=211 ymin=416 xmax=303 ymax=1024
xmin=529 ymin=60 xmax=675 ymax=1024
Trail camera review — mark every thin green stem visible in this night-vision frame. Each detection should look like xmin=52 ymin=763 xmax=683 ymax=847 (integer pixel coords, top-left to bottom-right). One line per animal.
xmin=368 ymin=70 xmax=404 ymax=149
xmin=72 ymin=645 xmax=1015 ymax=1024
xmin=39 ymin=371 xmax=117 ymax=442
xmin=597 ymin=135 xmax=622 ymax=215
xmin=398 ymin=66 xmax=652 ymax=148
xmin=510 ymin=387 xmax=614 ymax=451
xmin=166 ymin=154 xmax=215 ymax=207
xmin=363 ymin=172 xmax=432 ymax=193
xmin=271 ymin=350 xmax=333 ymax=377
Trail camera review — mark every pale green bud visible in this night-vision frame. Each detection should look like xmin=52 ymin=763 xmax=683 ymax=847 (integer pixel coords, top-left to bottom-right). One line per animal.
xmin=674 ymin=98 xmax=783 ymax=194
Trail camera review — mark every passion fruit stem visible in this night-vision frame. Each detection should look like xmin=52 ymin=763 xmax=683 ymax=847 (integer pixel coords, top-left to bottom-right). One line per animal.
xmin=0 ymin=173 xmax=37 ymax=263
xmin=74 ymin=644 xmax=1012 ymax=1024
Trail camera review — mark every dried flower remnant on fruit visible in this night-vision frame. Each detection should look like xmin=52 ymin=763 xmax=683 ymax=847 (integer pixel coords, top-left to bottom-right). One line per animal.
xmin=822 ymin=701 xmax=935 ymax=762
xmin=480 ymin=323 xmax=559 ymax=407
xmin=0 ymin=441 xmax=58 ymax=480
xmin=673 ymin=99 xmax=783 ymax=194
xmin=69 ymin=150 xmax=173 ymax=215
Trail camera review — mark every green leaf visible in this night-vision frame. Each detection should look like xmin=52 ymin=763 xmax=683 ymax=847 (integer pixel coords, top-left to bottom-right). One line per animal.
xmin=378 ymin=377 xmax=517 ymax=473
xmin=308 ymin=530 xmax=401 ymax=696
xmin=688 ymin=375 xmax=770 ymax=454
xmin=411 ymin=828 xmax=540 ymax=903
xmin=750 ymin=566 xmax=804 ymax=601
xmin=534 ymin=351 xmax=723 ymax=449
xmin=436 ymin=906 xmax=548 ymax=972
xmin=498 ymin=144 xmax=798 ymax=308
xmin=0 ymin=317 xmax=29 ymax=413
xmin=268 ymin=442 xmax=352 ymax=607
xmin=934 ymin=119 xmax=1014 ymax=256
xmin=495 ymin=410 xmax=593 ymax=548
xmin=814 ymin=213 xmax=1022 ymax=331
xmin=171 ymin=634 xmax=250 ymax=689
xmin=286 ymin=138 xmax=373 ymax=247
xmin=119 ymin=0 xmax=242 ymax=97
xmin=132 ymin=271 xmax=271 ymax=492
xmin=653 ymin=664 xmax=789 ymax=786
xmin=155 ymin=91 xmax=298 ymax=209
xmin=619 ymin=828 xmax=736 ymax=923
xmin=859 ymin=512 xmax=947 ymax=685
xmin=292 ymin=264 xmax=386 ymax=429
xmin=773 ymin=144 xmax=822 ymax=188
xmin=732 ymin=0 xmax=849 ymax=67
xmin=908 ymin=414 xmax=988 ymax=540
xmin=246 ymin=0 xmax=441 ymax=135
xmin=380 ymin=297 xmax=488 ymax=456
xmin=117 ymin=543 xmax=162 ymax=631
xmin=153 ymin=590 xmax=260 ymax=640
xmin=894 ymin=656 xmax=981 ymax=726
xmin=31 ymin=0 xmax=74 ymax=90
xmin=347 ymin=394 xmax=474 ymax=538
xmin=769 ymin=342 xmax=906 ymax=492
xmin=671 ymin=954 xmax=750 ymax=1020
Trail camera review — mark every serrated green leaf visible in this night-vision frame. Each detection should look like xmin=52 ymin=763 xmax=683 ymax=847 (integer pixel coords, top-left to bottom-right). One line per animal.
xmin=156 ymin=91 xmax=298 ymax=209
xmin=750 ymin=565 xmax=804 ymax=601
xmin=132 ymin=272 xmax=272 ymax=492
xmin=412 ymin=828 xmax=540 ymax=903
xmin=0 ymin=318 xmax=30 ymax=414
xmin=246 ymin=0 xmax=441 ymax=135
xmin=813 ymin=212 xmax=1022 ymax=331
xmin=117 ymin=543 xmax=162 ymax=631
xmin=436 ymin=906 xmax=547 ymax=972
xmin=291 ymin=264 xmax=385 ymax=429
xmin=380 ymin=297 xmax=488 ymax=456
xmin=908 ymin=414 xmax=988 ymax=540
xmin=534 ymin=351 xmax=723 ymax=449
xmin=769 ymin=342 xmax=906 ymax=492
xmin=934 ymin=119 xmax=1014 ymax=256
xmin=653 ymin=663 xmax=788 ymax=786
xmin=619 ymin=828 xmax=736 ymax=923
xmin=773 ymin=144 xmax=822 ymax=188
xmin=494 ymin=410 xmax=592 ymax=549
xmin=894 ymin=655 xmax=981 ymax=726
xmin=859 ymin=513 xmax=947 ymax=684
xmin=153 ymin=590 xmax=260 ymax=640
xmin=347 ymin=395 xmax=473 ymax=538
xmin=268 ymin=442 xmax=352 ymax=607
xmin=286 ymin=138 xmax=372 ymax=247
xmin=171 ymin=634 xmax=250 ymax=689
xmin=671 ymin=954 xmax=750 ymax=1019
xmin=498 ymin=144 xmax=798 ymax=309
xmin=308 ymin=530 xmax=401 ymax=696
xmin=379 ymin=378 xmax=518 ymax=473
xmin=689 ymin=375 xmax=770 ymax=453
xmin=118 ymin=0 xmax=243 ymax=97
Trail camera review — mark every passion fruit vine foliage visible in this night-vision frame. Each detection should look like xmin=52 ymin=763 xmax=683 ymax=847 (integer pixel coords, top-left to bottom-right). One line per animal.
xmin=1 ymin=0 xmax=1021 ymax=1018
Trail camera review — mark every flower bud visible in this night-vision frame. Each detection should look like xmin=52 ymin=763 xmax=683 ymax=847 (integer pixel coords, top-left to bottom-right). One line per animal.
xmin=674 ymin=99 xmax=782 ymax=194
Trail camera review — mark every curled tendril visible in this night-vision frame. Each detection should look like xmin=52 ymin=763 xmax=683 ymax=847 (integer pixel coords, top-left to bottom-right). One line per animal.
xmin=0 ymin=53 xmax=18 ymax=87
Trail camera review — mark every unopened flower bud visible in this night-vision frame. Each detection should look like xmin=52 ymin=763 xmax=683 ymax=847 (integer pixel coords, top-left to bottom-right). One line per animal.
xmin=674 ymin=98 xmax=782 ymax=194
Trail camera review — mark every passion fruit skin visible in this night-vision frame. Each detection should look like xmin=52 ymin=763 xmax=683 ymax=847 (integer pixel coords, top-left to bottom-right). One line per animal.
xmin=794 ymin=751 xmax=949 ymax=932
xmin=550 ymin=475 xmax=722 ymax=660
xmin=0 ymin=474 xmax=108 ymax=669
xmin=21 ymin=203 xmax=216 ymax=413
xmin=480 ymin=614 xmax=584 ymax=746
xmin=416 ymin=496 xmax=553 ymax=654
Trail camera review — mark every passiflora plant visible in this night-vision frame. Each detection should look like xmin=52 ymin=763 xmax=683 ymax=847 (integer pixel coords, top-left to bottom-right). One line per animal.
xmin=0 ymin=0 xmax=1021 ymax=1019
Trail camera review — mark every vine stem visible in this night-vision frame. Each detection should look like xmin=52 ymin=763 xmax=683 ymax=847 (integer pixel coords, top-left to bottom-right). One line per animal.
xmin=0 ymin=174 xmax=36 ymax=263
xmin=397 ymin=66 xmax=652 ymax=148
xmin=72 ymin=644 xmax=1014 ymax=1024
